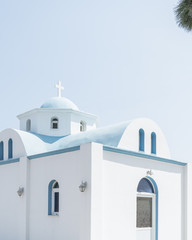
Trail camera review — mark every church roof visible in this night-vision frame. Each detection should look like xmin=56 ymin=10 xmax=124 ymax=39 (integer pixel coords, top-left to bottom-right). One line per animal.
xmin=40 ymin=97 xmax=79 ymax=110
xmin=16 ymin=121 xmax=130 ymax=156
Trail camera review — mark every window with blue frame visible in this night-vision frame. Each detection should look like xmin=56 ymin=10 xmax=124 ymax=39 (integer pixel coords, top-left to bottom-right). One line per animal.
xmin=137 ymin=178 xmax=155 ymax=228
xmin=0 ymin=141 xmax=4 ymax=160
xmin=137 ymin=178 xmax=154 ymax=193
xmin=151 ymin=132 xmax=156 ymax=154
xmin=139 ymin=129 xmax=145 ymax=152
xmin=8 ymin=138 xmax=13 ymax=159
xmin=137 ymin=177 xmax=158 ymax=239
xmin=48 ymin=180 xmax=59 ymax=215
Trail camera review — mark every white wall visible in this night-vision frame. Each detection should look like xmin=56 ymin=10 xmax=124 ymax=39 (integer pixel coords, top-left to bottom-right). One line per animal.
xmin=0 ymin=142 xmax=187 ymax=240
xmin=0 ymin=162 xmax=21 ymax=240
xmin=18 ymin=109 xmax=97 ymax=137
xmin=118 ymin=118 xmax=171 ymax=159
xmin=102 ymin=150 xmax=185 ymax=240
xmin=28 ymin=143 xmax=102 ymax=240
xmin=0 ymin=142 xmax=102 ymax=240
xmin=0 ymin=128 xmax=27 ymax=159
xmin=186 ymin=163 xmax=192 ymax=240
xmin=28 ymin=149 xmax=85 ymax=240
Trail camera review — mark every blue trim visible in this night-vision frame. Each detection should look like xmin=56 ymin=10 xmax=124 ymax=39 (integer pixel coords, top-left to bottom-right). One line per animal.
xmin=151 ymin=132 xmax=156 ymax=154
xmin=8 ymin=138 xmax=13 ymax=159
xmin=28 ymin=146 xmax=80 ymax=160
xmin=146 ymin=176 xmax=158 ymax=240
xmin=0 ymin=141 xmax=4 ymax=160
xmin=137 ymin=178 xmax=154 ymax=193
xmin=139 ymin=129 xmax=145 ymax=152
xmin=0 ymin=158 xmax=20 ymax=165
xmin=103 ymin=146 xmax=187 ymax=166
xmin=48 ymin=180 xmax=56 ymax=215
xmin=48 ymin=180 xmax=59 ymax=215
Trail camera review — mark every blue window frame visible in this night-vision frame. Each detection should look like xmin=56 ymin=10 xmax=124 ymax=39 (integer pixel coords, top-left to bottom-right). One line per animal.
xmin=151 ymin=132 xmax=156 ymax=154
xmin=139 ymin=129 xmax=145 ymax=151
xmin=0 ymin=141 xmax=4 ymax=160
xmin=137 ymin=177 xmax=159 ymax=240
xmin=137 ymin=178 xmax=154 ymax=193
xmin=48 ymin=180 xmax=59 ymax=215
xmin=8 ymin=139 xmax=13 ymax=159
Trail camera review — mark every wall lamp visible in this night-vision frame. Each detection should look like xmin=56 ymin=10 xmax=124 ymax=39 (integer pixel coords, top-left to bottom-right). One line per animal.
xmin=17 ymin=187 xmax=24 ymax=197
xmin=146 ymin=169 xmax=153 ymax=176
xmin=79 ymin=181 xmax=87 ymax=192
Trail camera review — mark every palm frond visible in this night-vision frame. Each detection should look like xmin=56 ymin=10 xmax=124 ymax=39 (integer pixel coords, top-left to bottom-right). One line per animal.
xmin=175 ymin=0 xmax=192 ymax=31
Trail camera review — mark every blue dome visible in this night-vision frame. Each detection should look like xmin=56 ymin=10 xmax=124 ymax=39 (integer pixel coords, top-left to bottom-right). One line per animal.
xmin=40 ymin=97 xmax=79 ymax=110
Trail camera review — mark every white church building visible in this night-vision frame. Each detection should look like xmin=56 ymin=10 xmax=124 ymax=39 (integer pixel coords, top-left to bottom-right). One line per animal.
xmin=0 ymin=82 xmax=191 ymax=240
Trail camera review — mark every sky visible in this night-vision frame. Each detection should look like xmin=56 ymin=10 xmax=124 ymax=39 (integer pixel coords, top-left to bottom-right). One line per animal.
xmin=0 ymin=0 xmax=192 ymax=162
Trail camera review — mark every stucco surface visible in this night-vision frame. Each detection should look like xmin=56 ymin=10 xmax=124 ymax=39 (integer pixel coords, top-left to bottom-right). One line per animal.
xmin=40 ymin=97 xmax=79 ymax=110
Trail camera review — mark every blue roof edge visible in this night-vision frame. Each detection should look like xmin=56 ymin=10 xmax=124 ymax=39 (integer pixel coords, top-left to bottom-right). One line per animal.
xmin=103 ymin=146 xmax=187 ymax=166
xmin=28 ymin=145 xmax=80 ymax=160
xmin=28 ymin=143 xmax=186 ymax=166
xmin=0 ymin=145 xmax=186 ymax=167
xmin=0 ymin=158 xmax=20 ymax=165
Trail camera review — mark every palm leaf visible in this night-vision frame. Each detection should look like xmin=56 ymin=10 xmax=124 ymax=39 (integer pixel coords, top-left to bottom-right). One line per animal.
xmin=175 ymin=0 xmax=192 ymax=31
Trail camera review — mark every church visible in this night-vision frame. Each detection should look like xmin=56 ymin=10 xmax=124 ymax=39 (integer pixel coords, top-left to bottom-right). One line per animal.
xmin=0 ymin=81 xmax=191 ymax=240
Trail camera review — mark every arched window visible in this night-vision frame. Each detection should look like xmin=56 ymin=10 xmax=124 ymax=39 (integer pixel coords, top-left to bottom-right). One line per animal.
xmin=0 ymin=141 xmax=3 ymax=161
xmin=51 ymin=118 xmax=59 ymax=129
xmin=48 ymin=180 xmax=59 ymax=215
xmin=139 ymin=129 xmax=145 ymax=152
xmin=137 ymin=178 xmax=154 ymax=193
xmin=151 ymin=132 xmax=156 ymax=154
xmin=137 ymin=177 xmax=158 ymax=240
xmin=8 ymin=139 xmax=13 ymax=159
xmin=26 ymin=119 xmax=31 ymax=132
xmin=80 ymin=121 xmax=86 ymax=132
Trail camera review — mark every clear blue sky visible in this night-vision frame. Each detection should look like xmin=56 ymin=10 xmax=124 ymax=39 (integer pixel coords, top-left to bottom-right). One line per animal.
xmin=0 ymin=0 xmax=191 ymax=162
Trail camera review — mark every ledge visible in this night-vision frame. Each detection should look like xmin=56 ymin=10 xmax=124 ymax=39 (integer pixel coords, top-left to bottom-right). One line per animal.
xmin=28 ymin=145 xmax=80 ymax=160
xmin=0 ymin=158 xmax=20 ymax=165
xmin=103 ymin=146 xmax=187 ymax=166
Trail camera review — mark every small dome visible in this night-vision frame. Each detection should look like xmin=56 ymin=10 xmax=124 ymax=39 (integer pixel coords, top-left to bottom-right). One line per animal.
xmin=40 ymin=97 xmax=79 ymax=110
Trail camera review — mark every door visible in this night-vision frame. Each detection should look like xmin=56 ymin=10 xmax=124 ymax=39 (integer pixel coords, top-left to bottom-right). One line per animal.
xmin=136 ymin=193 xmax=155 ymax=240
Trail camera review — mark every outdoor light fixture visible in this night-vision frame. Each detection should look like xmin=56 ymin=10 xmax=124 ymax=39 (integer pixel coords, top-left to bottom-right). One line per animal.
xmin=17 ymin=187 xmax=24 ymax=197
xmin=79 ymin=181 xmax=87 ymax=192
xmin=146 ymin=169 xmax=153 ymax=176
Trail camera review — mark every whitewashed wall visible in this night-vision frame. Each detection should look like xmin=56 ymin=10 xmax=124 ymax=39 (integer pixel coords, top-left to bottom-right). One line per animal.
xmin=18 ymin=109 xmax=97 ymax=136
xmin=0 ymin=128 xmax=27 ymax=159
xmin=0 ymin=162 xmax=21 ymax=240
xmin=0 ymin=142 xmax=188 ymax=240
xmin=27 ymin=143 xmax=102 ymax=240
xmin=0 ymin=142 xmax=102 ymax=240
xmin=118 ymin=118 xmax=171 ymax=159
xmin=102 ymin=150 xmax=185 ymax=240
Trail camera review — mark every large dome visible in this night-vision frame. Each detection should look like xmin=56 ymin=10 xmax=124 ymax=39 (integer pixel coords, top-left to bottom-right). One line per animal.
xmin=40 ymin=97 xmax=79 ymax=110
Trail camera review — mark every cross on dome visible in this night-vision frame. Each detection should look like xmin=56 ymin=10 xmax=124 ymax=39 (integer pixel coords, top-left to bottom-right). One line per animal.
xmin=55 ymin=81 xmax=64 ymax=98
